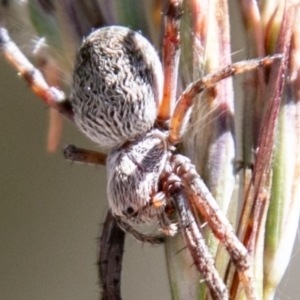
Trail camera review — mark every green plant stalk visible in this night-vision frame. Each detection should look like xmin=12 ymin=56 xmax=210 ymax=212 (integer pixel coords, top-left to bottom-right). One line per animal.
xmin=168 ymin=0 xmax=236 ymax=299
xmin=264 ymin=8 xmax=300 ymax=298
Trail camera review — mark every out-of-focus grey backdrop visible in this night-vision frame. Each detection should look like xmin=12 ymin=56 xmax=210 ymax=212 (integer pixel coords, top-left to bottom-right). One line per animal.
xmin=1 ymin=4 xmax=300 ymax=300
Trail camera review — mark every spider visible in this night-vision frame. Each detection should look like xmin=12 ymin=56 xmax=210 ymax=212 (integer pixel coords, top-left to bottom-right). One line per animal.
xmin=0 ymin=0 xmax=283 ymax=299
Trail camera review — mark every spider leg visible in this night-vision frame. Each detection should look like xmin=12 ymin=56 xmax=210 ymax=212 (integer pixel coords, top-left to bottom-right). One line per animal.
xmin=169 ymin=180 xmax=229 ymax=300
xmin=116 ymin=219 xmax=164 ymax=245
xmin=157 ymin=0 xmax=182 ymax=125
xmin=62 ymin=148 xmax=124 ymax=297
xmin=99 ymin=209 xmax=125 ymax=300
xmin=171 ymin=155 xmax=258 ymax=300
xmin=0 ymin=27 xmax=73 ymax=121
xmin=169 ymin=54 xmax=283 ymax=143
xmin=63 ymin=144 xmax=107 ymax=166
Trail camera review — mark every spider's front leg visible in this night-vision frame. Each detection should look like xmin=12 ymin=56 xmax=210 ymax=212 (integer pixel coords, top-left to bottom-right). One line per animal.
xmin=116 ymin=219 xmax=164 ymax=244
xmin=169 ymin=155 xmax=258 ymax=300
xmin=167 ymin=178 xmax=229 ymax=300
xmin=62 ymin=145 xmax=125 ymax=300
xmin=64 ymin=144 xmax=164 ymax=244
xmin=99 ymin=210 xmax=125 ymax=300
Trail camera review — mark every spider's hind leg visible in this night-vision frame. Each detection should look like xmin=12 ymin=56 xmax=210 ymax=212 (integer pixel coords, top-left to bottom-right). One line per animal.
xmin=169 ymin=54 xmax=283 ymax=143
xmin=0 ymin=27 xmax=73 ymax=120
xmin=157 ymin=0 xmax=183 ymax=125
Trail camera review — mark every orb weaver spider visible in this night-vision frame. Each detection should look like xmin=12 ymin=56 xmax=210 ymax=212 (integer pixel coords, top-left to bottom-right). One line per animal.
xmin=0 ymin=0 xmax=283 ymax=299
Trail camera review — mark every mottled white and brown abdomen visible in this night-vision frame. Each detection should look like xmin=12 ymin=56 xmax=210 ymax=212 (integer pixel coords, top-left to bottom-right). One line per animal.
xmin=71 ymin=26 xmax=163 ymax=149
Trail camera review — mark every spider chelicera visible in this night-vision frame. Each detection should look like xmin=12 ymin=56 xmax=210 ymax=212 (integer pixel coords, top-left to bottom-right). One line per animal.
xmin=0 ymin=0 xmax=282 ymax=299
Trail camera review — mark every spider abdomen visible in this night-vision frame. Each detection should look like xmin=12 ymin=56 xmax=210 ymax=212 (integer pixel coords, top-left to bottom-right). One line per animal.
xmin=106 ymin=129 xmax=168 ymax=225
xmin=71 ymin=26 xmax=163 ymax=148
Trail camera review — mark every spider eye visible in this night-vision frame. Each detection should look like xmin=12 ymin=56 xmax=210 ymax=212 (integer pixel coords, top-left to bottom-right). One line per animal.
xmin=125 ymin=206 xmax=138 ymax=217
